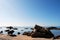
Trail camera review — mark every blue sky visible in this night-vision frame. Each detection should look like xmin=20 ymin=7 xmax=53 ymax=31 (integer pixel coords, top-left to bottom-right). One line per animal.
xmin=0 ymin=0 xmax=60 ymax=26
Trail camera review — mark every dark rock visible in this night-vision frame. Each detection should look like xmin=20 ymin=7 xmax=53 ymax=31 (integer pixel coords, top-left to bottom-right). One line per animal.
xmin=47 ymin=27 xmax=58 ymax=30
xmin=9 ymin=34 xmax=17 ymax=37
xmin=30 ymin=28 xmax=34 ymax=30
xmin=47 ymin=27 xmax=60 ymax=30
xmin=5 ymin=30 xmax=10 ymax=32
xmin=5 ymin=30 xmax=14 ymax=35
xmin=5 ymin=26 xmax=17 ymax=37
xmin=0 ymin=31 xmax=3 ymax=34
xmin=17 ymin=32 xmax=20 ymax=35
xmin=22 ymin=31 xmax=31 ymax=36
xmin=6 ymin=26 xmax=13 ymax=29
xmin=8 ymin=30 xmax=14 ymax=35
xmin=31 ymin=25 xmax=54 ymax=38
xmin=23 ymin=32 xmax=27 ymax=35
xmin=23 ymin=32 xmax=29 ymax=35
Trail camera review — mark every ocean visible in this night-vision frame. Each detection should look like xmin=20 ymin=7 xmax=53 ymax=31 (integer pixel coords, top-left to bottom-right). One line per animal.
xmin=0 ymin=26 xmax=60 ymax=37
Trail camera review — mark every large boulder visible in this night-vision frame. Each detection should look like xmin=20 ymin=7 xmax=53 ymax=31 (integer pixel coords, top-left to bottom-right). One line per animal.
xmin=31 ymin=25 xmax=54 ymax=38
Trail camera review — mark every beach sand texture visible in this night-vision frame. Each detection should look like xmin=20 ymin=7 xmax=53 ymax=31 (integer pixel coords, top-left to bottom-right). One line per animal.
xmin=0 ymin=34 xmax=60 ymax=40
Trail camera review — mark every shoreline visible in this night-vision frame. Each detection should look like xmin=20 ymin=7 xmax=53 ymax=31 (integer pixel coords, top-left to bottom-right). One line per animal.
xmin=0 ymin=34 xmax=60 ymax=40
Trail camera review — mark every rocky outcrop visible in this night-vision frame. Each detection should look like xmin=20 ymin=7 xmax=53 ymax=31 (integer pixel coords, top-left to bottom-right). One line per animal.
xmin=31 ymin=25 xmax=54 ymax=38
xmin=23 ymin=31 xmax=32 ymax=36
xmin=5 ymin=26 xmax=17 ymax=37
xmin=47 ymin=27 xmax=60 ymax=30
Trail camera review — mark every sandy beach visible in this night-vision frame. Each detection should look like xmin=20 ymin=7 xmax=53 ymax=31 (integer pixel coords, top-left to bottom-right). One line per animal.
xmin=0 ymin=34 xmax=60 ymax=40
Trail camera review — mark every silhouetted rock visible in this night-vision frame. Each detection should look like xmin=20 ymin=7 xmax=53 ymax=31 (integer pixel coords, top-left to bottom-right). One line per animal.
xmin=31 ymin=25 xmax=54 ymax=38
xmin=8 ymin=30 xmax=14 ymax=35
xmin=5 ymin=26 xmax=17 ymax=37
xmin=9 ymin=34 xmax=17 ymax=37
xmin=47 ymin=27 xmax=57 ymax=30
xmin=30 ymin=28 xmax=34 ymax=30
xmin=47 ymin=27 xmax=60 ymax=30
xmin=5 ymin=30 xmax=10 ymax=32
xmin=27 ymin=31 xmax=32 ymax=36
xmin=6 ymin=26 xmax=13 ymax=29
xmin=23 ymin=32 xmax=29 ymax=35
xmin=5 ymin=30 xmax=14 ymax=35
xmin=23 ymin=31 xmax=31 ymax=36
xmin=17 ymin=32 xmax=20 ymax=35
xmin=0 ymin=31 xmax=3 ymax=34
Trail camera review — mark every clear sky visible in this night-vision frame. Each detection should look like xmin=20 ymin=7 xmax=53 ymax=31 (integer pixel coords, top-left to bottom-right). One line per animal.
xmin=0 ymin=0 xmax=60 ymax=26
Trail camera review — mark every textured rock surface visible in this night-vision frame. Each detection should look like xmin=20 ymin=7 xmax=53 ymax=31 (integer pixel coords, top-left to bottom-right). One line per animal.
xmin=31 ymin=25 xmax=54 ymax=38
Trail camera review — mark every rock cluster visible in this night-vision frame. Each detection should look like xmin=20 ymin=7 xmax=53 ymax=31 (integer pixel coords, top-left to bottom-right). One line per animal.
xmin=5 ymin=26 xmax=18 ymax=37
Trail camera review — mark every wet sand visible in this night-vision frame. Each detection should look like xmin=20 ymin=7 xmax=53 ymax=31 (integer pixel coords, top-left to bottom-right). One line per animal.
xmin=0 ymin=34 xmax=59 ymax=40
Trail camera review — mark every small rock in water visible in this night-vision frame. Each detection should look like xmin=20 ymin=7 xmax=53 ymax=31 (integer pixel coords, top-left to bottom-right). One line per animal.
xmin=25 ymin=28 xmax=28 ymax=29
xmin=17 ymin=32 xmax=20 ymax=35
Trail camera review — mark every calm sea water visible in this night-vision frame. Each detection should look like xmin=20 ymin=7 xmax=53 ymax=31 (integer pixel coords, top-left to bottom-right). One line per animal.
xmin=0 ymin=27 xmax=60 ymax=37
